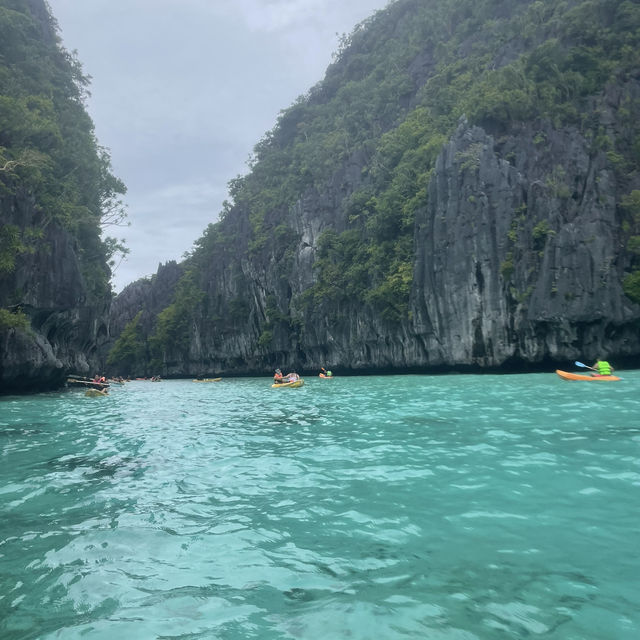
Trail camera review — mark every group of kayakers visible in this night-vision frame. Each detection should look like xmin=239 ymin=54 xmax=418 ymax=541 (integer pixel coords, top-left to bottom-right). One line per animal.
xmin=272 ymin=360 xmax=615 ymax=381
xmin=92 ymin=374 xmax=133 ymax=383
xmin=88 ymin=358 xmax=616 ymax=391
xmin=273 ymin=366 xmax=334 ymax=383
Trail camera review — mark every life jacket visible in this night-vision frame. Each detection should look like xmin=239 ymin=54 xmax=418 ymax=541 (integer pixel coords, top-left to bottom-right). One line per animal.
xmin=597 ymin=361 xmax=612 ymax=375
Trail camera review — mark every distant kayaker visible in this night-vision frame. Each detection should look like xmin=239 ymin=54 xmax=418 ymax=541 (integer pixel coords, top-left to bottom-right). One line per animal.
xmin=274 ymin=369 xmax=284 ymax=383
xmin=591 ymin=357 xmax=614 ymax=376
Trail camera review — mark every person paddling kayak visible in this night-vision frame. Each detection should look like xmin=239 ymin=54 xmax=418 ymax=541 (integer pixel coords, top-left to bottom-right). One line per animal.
xmin=591 ymin=357 xmax=614 ymax=377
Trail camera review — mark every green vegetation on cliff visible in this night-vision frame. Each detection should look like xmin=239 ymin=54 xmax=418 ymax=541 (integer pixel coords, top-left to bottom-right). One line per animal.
xmin=106 ymin=310 xmax=146 ymax=373
xmin=148 ymin=273 xmax=205 ymax=367
xmin=211 ymin=0 xmax=640 ymax=307
xmin=0 ymin=0 xmax=126 ymax=304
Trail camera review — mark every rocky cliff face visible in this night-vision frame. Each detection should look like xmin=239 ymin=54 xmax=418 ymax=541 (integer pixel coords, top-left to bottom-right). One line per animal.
xmin=0 ymin=0 xmax=123 ymax=394
xmin=5 ymin=0 xmax=639 ymax=388
xmin=0 ymin=189 xmax=109 ymax=392
xmin=108 ymin=106 xmax=640 ymax=376
xmin=109 ymin=261 xmax=184 ymax=339
xmin=412 ymin=115 xmax=640 ymax=368
xmin=101 ymin=0 xmax=640 ymax=376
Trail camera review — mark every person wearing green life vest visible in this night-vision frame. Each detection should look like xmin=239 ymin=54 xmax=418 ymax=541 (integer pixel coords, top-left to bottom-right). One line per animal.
xmin=591 ymin=357 xmax=614 ymax=376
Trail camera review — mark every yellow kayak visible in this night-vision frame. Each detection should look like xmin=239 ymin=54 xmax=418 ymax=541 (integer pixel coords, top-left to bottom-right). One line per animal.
xmin=555 ymin=369 xmax=620 ymax=381
xmin=85 ymin=388 xmax=108 ymax=397
xmin=272 ymin=379 xmax=304 ymax=388
xmin=192 ymin=378 xmax=222 ymax=382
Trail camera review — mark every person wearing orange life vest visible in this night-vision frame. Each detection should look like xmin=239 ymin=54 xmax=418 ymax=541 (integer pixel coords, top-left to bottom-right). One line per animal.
xmin=591 ymin=357 xmax=614 ymax=376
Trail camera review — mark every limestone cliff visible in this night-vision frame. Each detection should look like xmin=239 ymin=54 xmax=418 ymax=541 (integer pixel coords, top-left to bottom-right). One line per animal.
xmin=5 ymin=0 xmax=635 ymax=383
xmin=105 ymin=0 xmax=640 ymax=377
xmin=0 ymin=188 xmax=109 ymax=392
xmin=412 ymin=116 xmax=640 ymax=368
xmin=107 ymin=112 xmax=640 ymax=375
xmin=0 ymin=0 xmax=123 ymax=393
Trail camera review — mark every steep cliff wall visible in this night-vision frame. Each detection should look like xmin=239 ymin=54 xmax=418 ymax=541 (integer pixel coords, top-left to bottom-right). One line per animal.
xmin=104 ymin=0 xmax=640 ymax=376
xmin=7 ymin=0 xmax=640 ymax=387
xmin=109 ymin=261 xmax=184 ymax=339
xmin=107 ymin=107 xmax=640 ymax=376
xmin=0 ymin=0 xmax=122 ymax=393
xmin=0 ymin=188 xmax=109 ymax=392
xmin=413 ymin=116 xmax=640 ymax=368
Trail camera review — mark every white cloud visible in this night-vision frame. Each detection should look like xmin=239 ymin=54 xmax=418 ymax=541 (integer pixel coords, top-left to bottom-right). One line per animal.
xmin=235 ymin=0 xmax=330 ymax=32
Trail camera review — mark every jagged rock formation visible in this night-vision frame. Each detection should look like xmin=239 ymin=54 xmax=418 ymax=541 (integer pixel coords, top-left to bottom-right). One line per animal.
xmin=104 ymin=0 xmax=640 ymax=377
xmin=109 ymin=261 xmax=184 ymax=339
xmin=107 ymin=113 xmax=640 ymax=376
xmin=0 ymin=188 xmax=109 ymax=392
xmin=0 ymin=0 xmax=123 ymax=393
xmin=413 ymin=117 xmax=640 ymax=368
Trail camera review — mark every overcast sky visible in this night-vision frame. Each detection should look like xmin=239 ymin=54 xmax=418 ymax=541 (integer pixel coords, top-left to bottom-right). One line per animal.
xmin=46 ymin=0 xmax=390 ymax=292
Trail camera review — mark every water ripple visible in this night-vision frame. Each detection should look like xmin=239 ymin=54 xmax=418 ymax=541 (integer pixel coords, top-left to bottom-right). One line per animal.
xmin=1 ymin=373 xmax=639 ymax=638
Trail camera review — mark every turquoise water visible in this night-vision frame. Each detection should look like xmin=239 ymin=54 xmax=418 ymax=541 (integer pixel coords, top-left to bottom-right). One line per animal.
xmin=1 ymin=373 xmax=639 ymax=639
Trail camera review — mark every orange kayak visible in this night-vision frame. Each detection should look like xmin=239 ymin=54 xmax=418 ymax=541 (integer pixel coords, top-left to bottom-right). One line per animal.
xmin=555 ymin=369 xmax=621 ymax=381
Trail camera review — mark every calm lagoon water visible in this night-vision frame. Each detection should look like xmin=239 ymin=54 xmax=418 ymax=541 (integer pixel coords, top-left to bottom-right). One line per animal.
xmin=1 ymin=373 xmax=639 ymax=639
